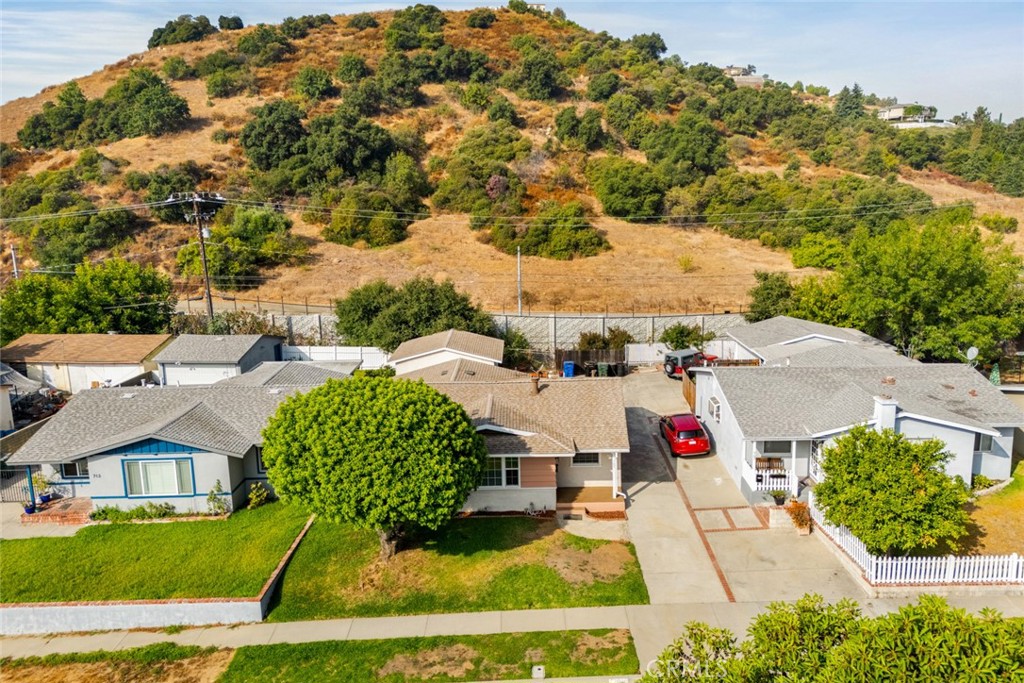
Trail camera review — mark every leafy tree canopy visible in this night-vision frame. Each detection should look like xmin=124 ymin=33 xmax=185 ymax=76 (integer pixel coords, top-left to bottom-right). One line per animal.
xmin=261 ymin=376 xmax=487 ymax=560
xmin=334 ymin=277 xmax=496 ymax=351
xmin=816 ymin=426 xmax=970 ymax=556
xmin=586 ymin=156 xmax=665 ymax=220
xmin=0 ymin=259 xmax=175 ymax=345
xmin=148 ymin=15 xmax=218 ymax=48
xmin=659 ymin=323 xmax=715 ymax=351
xmin=642 ymin=594 xmax=1024 ymax=682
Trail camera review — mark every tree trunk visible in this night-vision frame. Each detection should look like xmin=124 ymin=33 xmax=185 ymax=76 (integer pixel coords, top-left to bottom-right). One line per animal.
xmin=377 ymin=526 xmax=403 ymax=562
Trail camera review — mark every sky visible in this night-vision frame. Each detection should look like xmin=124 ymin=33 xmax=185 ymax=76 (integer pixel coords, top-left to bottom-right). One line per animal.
xmin=1 ymin=1 xmax=1022 ymax=120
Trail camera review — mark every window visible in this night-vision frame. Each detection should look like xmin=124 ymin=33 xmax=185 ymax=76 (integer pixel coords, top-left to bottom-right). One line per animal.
xmin=125 ymin=460 xmax=194 ymax=496
xmin=572 ymin=453 xmax=600 ymax=467
xmin=974 ymin=433 xmax=993 ymax=453
xmin=256 ymin=449 xmax=266 ymax=473
xmin=60 ymin=460 xmax=90 ymax=479
xmin=707 ymin=397 xmax=721 ymax=423
xmin=480 ymin=457 xmax=520 ymax=488
xmin=762 ymin=441 xmax=792 ymax=454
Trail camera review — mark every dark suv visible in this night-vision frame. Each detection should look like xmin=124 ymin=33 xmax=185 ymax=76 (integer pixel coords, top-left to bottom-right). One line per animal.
xmin=663 ymin=348 xmax=717 ymax=378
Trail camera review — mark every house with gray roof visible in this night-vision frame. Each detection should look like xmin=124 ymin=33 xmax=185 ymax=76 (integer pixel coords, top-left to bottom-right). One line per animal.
xmin=390 ymin=329 xmax=504 ymax=376
xmin=721 ymin=316 xmax=902 ymax=365
xmin=155 ymin=334 xmax=284 ymax=386
xmin=6 ymin=337 xmax=629 ymax=516
xmin=692 ymin=362 xmax=1023 ymax=503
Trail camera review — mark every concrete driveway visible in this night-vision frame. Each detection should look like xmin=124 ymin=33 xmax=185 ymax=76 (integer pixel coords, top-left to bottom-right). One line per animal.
xmin=0 ymin=502 xmax=81 ymax=539
xmin=620 ymin=370 xmax=865 ymax=608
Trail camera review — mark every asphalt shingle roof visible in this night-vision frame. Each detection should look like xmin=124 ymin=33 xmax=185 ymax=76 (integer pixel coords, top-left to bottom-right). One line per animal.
xmin=712 ymin=364 xmax=1024 ymax=439
xmin=2 ymin=334 xmax=172 ymax=364
xmin=6 ymin=386 xmax=301 ymax=464
xmin=390 ymin=329 xmax=504 ymax=364
xmin=399 ymin=359 xmax=525 ymax=383
xmin=154 ymin=335 xmax=282 ymax=365
xmin=728 ymin=316 xmax=893 ymax=357
xmin=216 ymin=361 xmax=359 ymax=386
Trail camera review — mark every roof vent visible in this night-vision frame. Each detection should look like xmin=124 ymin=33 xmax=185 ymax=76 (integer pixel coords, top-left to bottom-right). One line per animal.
xmin=968 ymin=389 xmax=978 ymax=397
xmin=881 ymin=376 xmax=896 ymax=385
xmin=268 ymin=388 xmax=283 ymax=395
xmin=465 ymin=370 xmax=476 ymax=376
xmin=941 ymin=383 xmax=955 ymax=390
xmin=121 ymin=393 xmax=136 ymax=399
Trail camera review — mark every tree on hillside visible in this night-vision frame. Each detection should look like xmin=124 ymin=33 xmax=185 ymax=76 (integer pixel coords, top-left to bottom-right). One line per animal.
xmin=586 ymin=156 xmax=665 ymax=220
xmin=334 ymin=278 xmax=496 ymax=352
xmin=261 ymin=376 xmax=487 ymax=560
xmin=745 ymin=271 xmax=794 ymax=322
xmin=641 ymin=594 xmax=1024 ymax=682
xmin=815 ymin=426 xmax=970 ymax=556
xmin=239 ymin=100 xmax=307 ymax=171
xmin=833 ymin=83 xmax=865 ymax=120
xmin=148 ymin=15 xmax=218 ymax=48
xmin=218 ymin=15 xmax=243 ymax=30
xmin=0 ymin=260 xmax=175 ymax=345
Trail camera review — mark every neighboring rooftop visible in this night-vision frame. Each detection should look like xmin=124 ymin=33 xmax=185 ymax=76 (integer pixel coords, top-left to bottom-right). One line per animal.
xmin=6 ymin=386 xmax=301 ymax=464
xmin=427 ymin=378 xmax=630 ymax=454
xmin=154 ymin=334 xmax=283 ymax=365
xmin=216 ymin=361 xmax=359 ymax=387
xmin=760 ymin=341 xmax=915 ymax=368
xmin=390 ymin=329 xmax=504 ymax=365
xmin=2 ymin=334 xmax=172 ymax=364
xmin=399 ymin=358 xmax=526 ymax=383
xmin=709 ymin=364 xmax=1024 ymax=440
xmin=728 ymin=316 xmax=894 ymax=359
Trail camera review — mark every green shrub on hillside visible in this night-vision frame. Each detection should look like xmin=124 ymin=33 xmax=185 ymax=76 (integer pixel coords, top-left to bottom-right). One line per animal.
xmin=237 ymin=24 xmax=294 ymax=66
xmin=347 ymin=13 xmax=379 ymax=30
xmin=384 ymin=4 xmax=446 ymax=51
xmin=336 ymin=55 xmax=370 ymax=83
xmin=586 ymin=157 xmax=664 ymax=220
xmin=148 ymin=14 xmax=217 ymax=48
xmin=293 ymin=66 xmax=337 ymax=101
xmin=467 ymin=8 xmax=496 ymax=28
xmin=491 ymin=201 xmax=609 ymax=259
xmin=161 ymin=56 xmax=195 ymax=81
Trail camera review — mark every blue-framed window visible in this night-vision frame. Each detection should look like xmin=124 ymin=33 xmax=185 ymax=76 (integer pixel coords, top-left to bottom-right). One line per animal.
xmin=125 ymin=459 xmax=194 ymax=496
xmin=61 ymin=460 xmax=90 ymax=479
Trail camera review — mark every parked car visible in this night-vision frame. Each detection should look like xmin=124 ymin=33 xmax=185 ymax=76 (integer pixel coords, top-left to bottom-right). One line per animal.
xmin=659 ymin=413 xmax=711 ymax=456
xmin=663 ymin=348 xmax=717 ymax=378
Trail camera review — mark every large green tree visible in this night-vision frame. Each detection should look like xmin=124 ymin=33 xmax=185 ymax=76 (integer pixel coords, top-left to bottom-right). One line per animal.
xmin=815 ymin=426 xmax=970 ymax=556
xmin=642 ymin=594 xmax=1024 ymax=682
xmin=0 ymin=259 xmax=175 ymax=345
xmin=261 ymin=376 xmax=487 ymax=559
xmin=334 ymin=278 xmax=496 ymax=352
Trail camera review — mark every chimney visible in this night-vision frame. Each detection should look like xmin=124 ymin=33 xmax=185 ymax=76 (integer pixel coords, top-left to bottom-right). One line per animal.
xmin=873 ymin=395 xmax=898 ymax=432
xmin=530 ymin=376 xmax=540 ymax=395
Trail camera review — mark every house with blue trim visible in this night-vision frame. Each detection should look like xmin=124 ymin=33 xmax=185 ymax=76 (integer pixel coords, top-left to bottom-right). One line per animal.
xmin=5 ymin=362 xmax=355 ymax=512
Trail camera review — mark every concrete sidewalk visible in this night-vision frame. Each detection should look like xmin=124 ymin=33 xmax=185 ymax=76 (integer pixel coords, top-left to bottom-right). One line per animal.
xmin=5 ymin=597 xmax=1022 ymax=673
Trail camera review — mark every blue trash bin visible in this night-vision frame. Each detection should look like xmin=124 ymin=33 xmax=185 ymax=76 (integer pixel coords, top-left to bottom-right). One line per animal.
xmin=562 ymin=361 xmax=575 ymax=378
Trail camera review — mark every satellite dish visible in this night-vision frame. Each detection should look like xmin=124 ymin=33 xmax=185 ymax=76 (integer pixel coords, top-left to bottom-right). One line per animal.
xmin=966 ymin=347 xmax=979 ymax=361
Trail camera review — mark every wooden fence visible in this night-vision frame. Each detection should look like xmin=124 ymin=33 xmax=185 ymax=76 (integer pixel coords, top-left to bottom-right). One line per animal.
xmin=809 ymin=493 xmax=1023 ymax=586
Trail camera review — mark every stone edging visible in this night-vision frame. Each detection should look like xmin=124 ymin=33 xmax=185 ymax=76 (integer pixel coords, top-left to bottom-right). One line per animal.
xmin=972 ymin=478 xmax=1014 ymax=498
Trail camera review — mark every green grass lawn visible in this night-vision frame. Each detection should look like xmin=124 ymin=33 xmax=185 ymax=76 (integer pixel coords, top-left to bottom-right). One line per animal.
xmin=0 ymin=503 xmax=310 ymax=602
xmin=268 ymin=517 xmax=649 ymax=621
xmin=220 ymin=630 xmax=639 ymax=682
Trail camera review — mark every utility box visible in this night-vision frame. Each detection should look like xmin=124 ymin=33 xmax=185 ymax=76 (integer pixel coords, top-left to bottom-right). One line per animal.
xmin=531 ymin=664 xmax=546 ymax=679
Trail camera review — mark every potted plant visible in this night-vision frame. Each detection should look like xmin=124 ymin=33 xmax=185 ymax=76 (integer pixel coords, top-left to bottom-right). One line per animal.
xmin=769 ymin=489 xmax=788 ymax=506
xmin=22 ymin=501 xmax=36 ymax=514
xmin=32 ymin=472 xmax=54 ymax=505
xmin=785 ymin=500 xmax=812 ymax=535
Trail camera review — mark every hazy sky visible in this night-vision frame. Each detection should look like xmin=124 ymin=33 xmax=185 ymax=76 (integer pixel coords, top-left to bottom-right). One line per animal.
xmin=2 ymin=1 xmax=1022 ymax=120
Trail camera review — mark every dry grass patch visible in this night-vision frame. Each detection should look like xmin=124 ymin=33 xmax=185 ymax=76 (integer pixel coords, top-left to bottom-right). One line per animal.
xmin=961 ymin=462 xmax=1024 ymax=555
xmin=1 ymin=645 xmax=231 ymax=683
xmin=378 ymin=644 xmax=479 ymax=678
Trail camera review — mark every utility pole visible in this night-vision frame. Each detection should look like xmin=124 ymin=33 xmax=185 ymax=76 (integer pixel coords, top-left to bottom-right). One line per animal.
xmin=517 ymin=245 xmax=522 ymax=315
xmin=176 ymin=192 xmax=221 ymax=323
xmin=9 ymin=244 xmax=19 ymax=279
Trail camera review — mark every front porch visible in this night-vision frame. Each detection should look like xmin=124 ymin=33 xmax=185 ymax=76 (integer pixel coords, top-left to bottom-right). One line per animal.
xmin=21 ymin=497 xmax=93 ymax=526
xmin=556 ymin=486 xmax=626 ymax=517
xmin=738 ymin=439 xmax=822 ymax=500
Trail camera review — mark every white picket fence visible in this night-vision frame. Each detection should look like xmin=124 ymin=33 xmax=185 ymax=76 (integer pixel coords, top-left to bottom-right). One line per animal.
xmin=808 ymin=493 xmax=1023 ymax=586
xmin=282 ymin=345 xmax=389 ymax=369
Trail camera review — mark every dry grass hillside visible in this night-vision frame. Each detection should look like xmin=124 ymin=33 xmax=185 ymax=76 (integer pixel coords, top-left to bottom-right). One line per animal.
xmin=1 ymin=8 xmax=1019 ymax=312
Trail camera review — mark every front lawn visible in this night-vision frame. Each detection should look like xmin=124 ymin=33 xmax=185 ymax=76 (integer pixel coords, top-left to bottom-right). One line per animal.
xmin=268 ymin=517 xmax=648 ymax=621
xmin=0 ymin=503 xmax=310 ymax=602
xmin=962 ymin=461 xmax=1024 ymax=555
xmin=220 ymin=630 xmax=639 ymax=682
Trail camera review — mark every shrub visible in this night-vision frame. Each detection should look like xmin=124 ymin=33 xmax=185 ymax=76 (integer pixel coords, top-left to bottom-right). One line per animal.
xmin=237 ymin=24 xmax=293 ymax=66
xmin=586 ymin=156 xmax=664 ymax=219
xmin=336 ymin=54 xmax=370 ymax=83
xmin=677 ymin=254 xmax=698 ymax=273
xmin=508 ymin=0 xmax=530 ymax=12
xmin=467 ymin=8 xmax=496 ymax=28
xmin=211 ymin=128 xmax=234 ymax=143
xmin=281 ymin=14 xmax=333 ymax=39
xmin=194 ymin=49 xmax=243 ymax=77
xmin=971 ymin=474 xmax=996 ymax=491
xmin=240 ymin=100 xmax=307 ymax=171
xmin=248 ymin=481 xmax=270 ymax=509
xmin=785 ymin=500 xmax=811 ymax=529
xmin=207 ymin=480 xmax=229 ymax=515
xmin=487 ymin=96 xmax=520 ymax=126
xmin=461 ymin=83 xmax=492 ymax=112
xmin=293 ymin=66 xmax=336 ymax=100
xmin=162 ymin=56 xmax=195 ymax=80
xmin=206 ymin=69 xmax=246 ymax=98
xmin=0 ymin=142 xmax=19 ymax=168
xmin=659 ymin=323 xmax=715 ymax=350
xmin=979 ymin=213 xmax=1018 ymax=233
xmin=384 ymin=4 xmax=446 ymax=51
xmin=90 ymin=502 xmax=178 ymax=522
xmin=491 ymin=201 xmax=609 ymax=260
xmin=791 ymin=233 xmax=847 ymax=269
xmin=346 ymin=13 xmax=379 ymax=30
xmin=587 ymin=72 xmax=621 ymax=101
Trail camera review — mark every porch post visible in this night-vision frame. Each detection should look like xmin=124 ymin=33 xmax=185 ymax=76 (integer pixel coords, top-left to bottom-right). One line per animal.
xmin=611 ymin=453 xmax=623 ymax=498
xmin=25 ymin=466 xmax=35 ymax=503
xmin=790 ymin=440 xmax=798 ymax=497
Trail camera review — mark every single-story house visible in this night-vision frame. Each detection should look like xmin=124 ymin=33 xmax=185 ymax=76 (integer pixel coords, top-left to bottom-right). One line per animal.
xmin=155 ymin=334 xmax=284 ymax=386
xmin=692 ymin=363 xmax=1023 ymax=503
xmin=716 ymin=315 xmax=903 ymax=365
xmin=404 ymin=360 xmax=630 ymax=514
xmin=390 ymin=329 xmax=504 ymax=376
xmin=1 ymin=333 xmax=172 ymax=394
xmin=7 ymin=353 xmax=629 ymax=516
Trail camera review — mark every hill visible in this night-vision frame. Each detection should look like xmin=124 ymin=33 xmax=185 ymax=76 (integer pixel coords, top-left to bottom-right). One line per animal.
xmin=1 ymin=5 xmax=1021 ymax=313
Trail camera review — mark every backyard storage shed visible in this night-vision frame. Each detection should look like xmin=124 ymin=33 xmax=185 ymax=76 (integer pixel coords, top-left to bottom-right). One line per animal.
xmin=155 ymin=335 xmax=284 ymax=386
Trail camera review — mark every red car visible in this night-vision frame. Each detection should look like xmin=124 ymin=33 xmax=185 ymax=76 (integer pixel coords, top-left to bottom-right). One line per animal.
xmin=659 ymin=413 xmax=711 ymax=456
